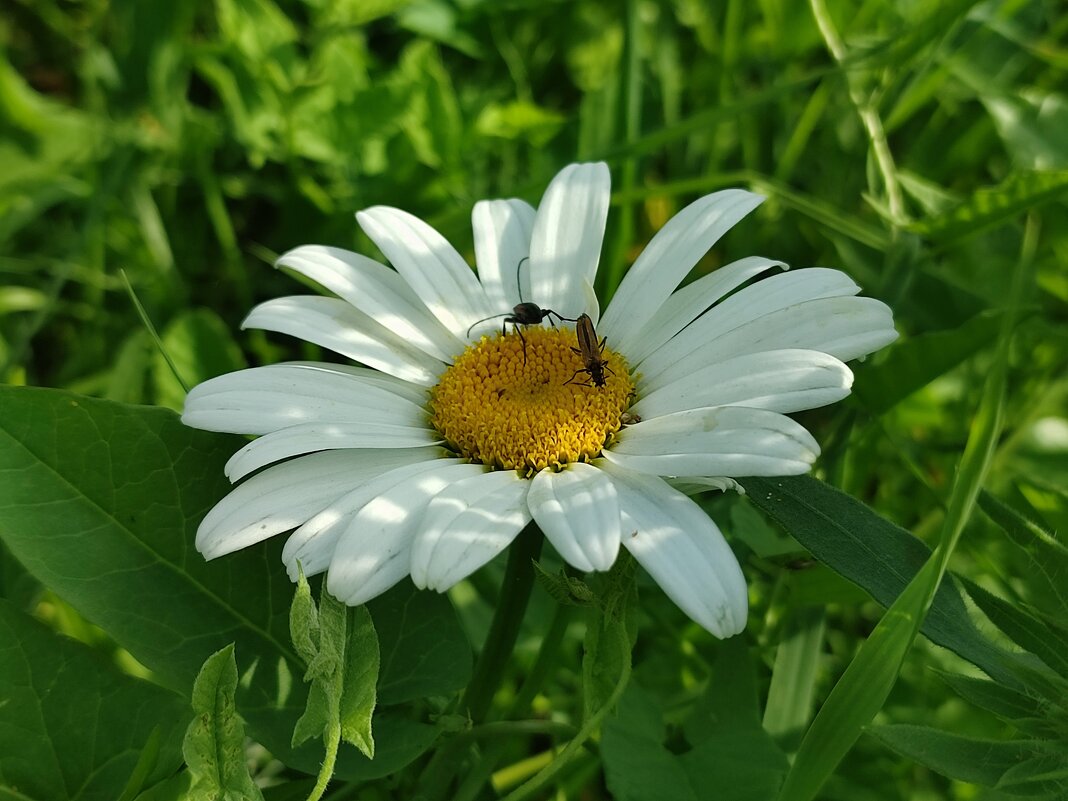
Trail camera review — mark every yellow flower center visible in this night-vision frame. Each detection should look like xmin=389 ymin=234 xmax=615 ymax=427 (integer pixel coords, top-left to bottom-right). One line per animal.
xmin=430 ymin=327 xmax=634 ymax=473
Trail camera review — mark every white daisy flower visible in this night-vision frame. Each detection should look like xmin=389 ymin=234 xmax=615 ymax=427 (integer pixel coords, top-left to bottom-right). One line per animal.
xmin=183 ymin=162 xmax=897 ymax=638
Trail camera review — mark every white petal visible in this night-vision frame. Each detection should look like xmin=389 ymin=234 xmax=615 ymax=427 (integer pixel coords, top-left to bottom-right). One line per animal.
xmin=195 ymin=447 xmax=445 ymax=560
xmin=357 ymin=206 xmax=491 ymax=338
xmin=282 ymin=458 xmax=464 ymax=580
xmin=640 ymin=295 xmax=897 ymax=391
xmin=243 ymin=296 xmax=444 ymax=385
xmin=615 ymin=257 xmax=785 ymax=365
xmin=528 ymin=163 xmax=611 ymax=319
xmin=598 ymin=461 xmax=747 ymax=638
xmin=276 ymin=245 xmax=461 ymax=361
xmin=323 ymin=462 xmax=488 ymax=605
xmin=281 ymin=361 xmax=429 ymax=406
xmin=527 ymin=463 xmax=620 ymax=572
xmin=634 ymin=349 xmax=853 ymax=418
xmin=225 ymin=421 xmax=441 ymax=482
xmin=600 ymin=190 xmax=764 ymax=343
xmin=668 ymin=476 xmax=744 ymax=495
xmin=472 ymin=199 xmax=537 ymax=314
xmin=182 ymin=363 xmax=427 ymax=435
xmin=603 ymin=406 xmax=820 ymax=478
xmin=411 ymin=471 xmax=531 ymax=591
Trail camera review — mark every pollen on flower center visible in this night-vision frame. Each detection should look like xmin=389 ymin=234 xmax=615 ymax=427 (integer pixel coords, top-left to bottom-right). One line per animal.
xmin=430 ymin=327 xmax=634 ymax=473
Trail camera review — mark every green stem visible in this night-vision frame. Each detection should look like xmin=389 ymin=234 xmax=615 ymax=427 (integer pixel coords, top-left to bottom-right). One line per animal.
xmin=501 ymin=624 xmax=632 ymax=801
xmin=453 ymin=603 xmax=576 ymax=801
xmin=418 ymin=523 xmax=543 ymax=801
xmin=305 ymin=722 xmax=340 ymax=801
xmin=462 ymin=522 xmax=543 ymax=722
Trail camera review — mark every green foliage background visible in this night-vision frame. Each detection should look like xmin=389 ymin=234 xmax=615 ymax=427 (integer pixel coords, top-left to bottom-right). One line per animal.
xmin=2 ymin=0 xmax=1067 ymax=799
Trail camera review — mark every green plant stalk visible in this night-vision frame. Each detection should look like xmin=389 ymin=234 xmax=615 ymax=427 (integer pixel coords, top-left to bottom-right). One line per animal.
xmin=500 ymin=623 xmax=631 ymax=801
xmin=776 ymin=217 xmax=1031 ymax=801
xmin=420 ymin=523 xmax=543 ymax=800
xmin=810 ymin=0 xmax=907 ymax=226
xmin=452 ymin=603 xmax=576 ymax=801
xmin=305 ymin=722 xmax=340 ymax=801
xmin=462 ymin=522 xmax=543 ymax=722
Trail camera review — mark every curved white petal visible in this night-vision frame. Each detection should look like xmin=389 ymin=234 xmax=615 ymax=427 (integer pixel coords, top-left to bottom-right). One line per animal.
xmin=617 ymin=257 xmax=785 ymax=365
xmin=323 ymin=462 xmax=488 ymax=605
xmin=282 ymin=361 xmax=429 ymax=406
xmin=282 ymin=458 xmax=463 ymax=580
xmin=636 ymin=267 xmax=861 ymax=378
xmin=600 ymin=190 xmax=764 ymax=343
xmin=528 ymin=162 xmax=611 ymax=319
xmin=195 ymin=447 xmax=445 ymax=560
xmin=225 ymin=421 xmax=441 ymax=482
xmin=276 ymin=245 xmax=461 ymax=361
xmin=357 ymin=206 xmax=491 ymax=338
xmin=640 ymin=295 xmax=897 ymax=390
xmin=243 ymin=296 xmax=444 ymax=385
xmin=411 ymin=471 xmax=531 ymax=591
xmin=634 ymin=349 xmax=853 ymax=418
xmin=528 ymin=463 xmax=620 ymax=572
xmin=472 ymin=199 xmax=537 ymax=315
xmin=598 ymin=460 xmax=747 ymax=638
xmin=603 ymin=406 xmax=820 ymax=478
xmin=182 ymin=363 xmax=427 ymax=435
xmin=668 ymin=476 xmax=744 ymax=495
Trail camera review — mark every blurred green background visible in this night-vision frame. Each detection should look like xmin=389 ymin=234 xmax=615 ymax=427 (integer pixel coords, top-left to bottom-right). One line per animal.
xmin=2 ymin=0 xmax=1067 ymax=798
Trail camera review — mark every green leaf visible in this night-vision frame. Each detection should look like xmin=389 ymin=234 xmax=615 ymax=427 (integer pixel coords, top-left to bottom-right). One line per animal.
xmin=763 ymin=606 xmax=826 ymax=752
xmin=852 ymin=310 xmax=1004 ymax=415
xmin=0 ymin=598 xmax=188 ymax=801
xmin=745 ymin=476 xmax=1015 ymax=684
xmin=961 ymin=578 xmax=1068 ymax=678
xmin=183 ymin=645 xmax=264 ymax=801
xmin=935 ymin=671 xmax=1043 ymax=723
xmin=532 ymin=560 xmax=595 ymax=607
xmin=908 ymin=170 xmax=1068 ymax=242
xmin=868 ymin=724 xmax=1062 ymax=793
xmin=980 ymin=491 xmax=1068 ymax=616
xmin=0 ymin=386 xmax=424 ymax=778
xmin=603 ymin=645 xmax=789 ymax=801
xmin=774 ymin=254 xmax=1016 ymax=801
xmin=370 ymin=581 xmax=472 ymax=705
xmin=290 ymin=573 xmax=379 ymax=760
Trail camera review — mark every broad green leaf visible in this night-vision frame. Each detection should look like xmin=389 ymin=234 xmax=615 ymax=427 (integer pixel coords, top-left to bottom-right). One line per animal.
xmin=370 ymin=581 xmax=472 ymax=705
xmin=961 ymin=578 xmax=1068 ymax=678
xmin=152 ymin=308 xmax=247 ymax=411
xmin=852 ymin=310 xmax=1004 ymax=414
xmin=184 ymin=645 xmax=263 ymax=801
xmin=908 ymin=170 xmax=1068 ymax=242
xmin=745 ymin=476 xmax=1015 ymax=684
xmin=0 ymin=386 xmax=446 ymax=777
xmin=0 ymin=598 xmax=188 ymax=801
xmin=868 ymin=724 xmax=1061 ymax=793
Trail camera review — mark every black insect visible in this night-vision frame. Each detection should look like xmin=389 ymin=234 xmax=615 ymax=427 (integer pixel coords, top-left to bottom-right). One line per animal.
xmin=564 ymin=313 xmax=614 ymax=388
xmin=465 ymin=257 xmax=573 ymax=363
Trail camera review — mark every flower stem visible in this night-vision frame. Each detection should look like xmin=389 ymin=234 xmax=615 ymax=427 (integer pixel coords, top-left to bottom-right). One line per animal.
xmin=305 ymin=721 xmax=340 ymax=801
xmin=462 ymin=521 xmax=543 ymax=723
xmin=418 ymin=523 xmax=543 ymax=800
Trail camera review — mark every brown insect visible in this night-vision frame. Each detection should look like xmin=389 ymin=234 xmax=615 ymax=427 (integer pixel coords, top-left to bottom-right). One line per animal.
xmin=466 ymin=258 xmax=574 ymax=363
xmin=564 ymin=313 xmax=614 ymax=388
